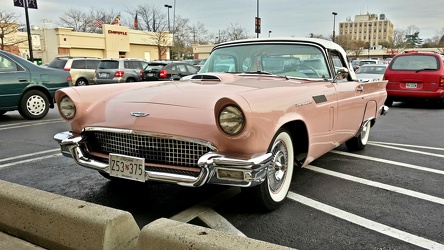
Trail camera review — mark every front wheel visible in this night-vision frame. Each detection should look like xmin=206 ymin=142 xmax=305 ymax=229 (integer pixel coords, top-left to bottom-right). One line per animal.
xmin=18 ymin=90 xmax=49 ymax=120
xmin=345 ymin=120 xmax=371 ymax=151
xmin=244 ymin=129 xmax=294 ymax=211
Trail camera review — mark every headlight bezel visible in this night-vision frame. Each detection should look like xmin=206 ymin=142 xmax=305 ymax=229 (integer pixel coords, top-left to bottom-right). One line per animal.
xmin=59 ymin=96 xmax=76 ymax=120
xmin=218 ymin=104 xmax=245 ymax=136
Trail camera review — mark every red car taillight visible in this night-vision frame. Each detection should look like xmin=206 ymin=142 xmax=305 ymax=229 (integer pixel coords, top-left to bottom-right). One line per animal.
xmin=159 ymin=69 xmax=167 ymax=78
xmin=440 ymin=76 xmax=444 ymax=87
xmin=139 ymin=70 xmax=143 ymax=79
xmin=114 ymin=71 xmax=124 ymax=78
xmin=64 ymin=68 xmax=71 ymax=71
xmin=67 ymin=76 xmax=72 ymax=83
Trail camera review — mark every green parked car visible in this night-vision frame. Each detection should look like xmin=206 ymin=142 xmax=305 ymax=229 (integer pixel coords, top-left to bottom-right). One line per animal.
xmin=0 ymin=50 xmax=72 ymax=120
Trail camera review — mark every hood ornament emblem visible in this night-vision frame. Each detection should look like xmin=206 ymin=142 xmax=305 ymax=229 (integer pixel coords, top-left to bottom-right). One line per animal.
xmin=130 ymin=112 xmax=150 ymax=117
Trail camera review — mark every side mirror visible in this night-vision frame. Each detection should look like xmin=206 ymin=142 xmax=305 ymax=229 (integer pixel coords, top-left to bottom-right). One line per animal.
xmin=333 ymin=67 xmax=349 ymax=82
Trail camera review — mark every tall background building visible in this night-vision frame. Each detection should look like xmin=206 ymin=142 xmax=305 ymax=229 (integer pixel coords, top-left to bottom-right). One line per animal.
xmin=339 ymin=13 xmax=394 ymax=49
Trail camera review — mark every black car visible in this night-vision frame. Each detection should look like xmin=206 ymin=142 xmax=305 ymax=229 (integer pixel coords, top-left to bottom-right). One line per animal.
xmin=143 ymin=61 xmax=199 ymax=81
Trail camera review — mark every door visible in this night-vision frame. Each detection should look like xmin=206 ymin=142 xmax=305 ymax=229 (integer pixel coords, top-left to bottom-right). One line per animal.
xmin=0 ymin=54 xmax=31 ymax=110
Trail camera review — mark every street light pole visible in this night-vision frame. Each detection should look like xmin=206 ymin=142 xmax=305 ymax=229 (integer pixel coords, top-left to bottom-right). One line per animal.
xmin=332 ymin=12 xmax=337 ymax=42
xmin=164 ymin=4 xmax=172 ymax=32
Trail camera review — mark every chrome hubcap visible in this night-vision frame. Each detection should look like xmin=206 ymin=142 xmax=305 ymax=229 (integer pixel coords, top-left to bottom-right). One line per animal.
xmin=269 ymin=140 xmax=288 ymax=192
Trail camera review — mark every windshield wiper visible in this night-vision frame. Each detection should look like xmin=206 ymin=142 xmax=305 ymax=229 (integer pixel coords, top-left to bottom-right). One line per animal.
xmin=227 ymin=71 xmax=273 ymax=75
xmin=416 ymin=68 xmax=436 ymax=73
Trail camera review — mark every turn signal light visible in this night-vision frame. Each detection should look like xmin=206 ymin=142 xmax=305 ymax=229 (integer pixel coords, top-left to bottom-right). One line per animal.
xmin=440 ymin=76 xmax=444 ymax=87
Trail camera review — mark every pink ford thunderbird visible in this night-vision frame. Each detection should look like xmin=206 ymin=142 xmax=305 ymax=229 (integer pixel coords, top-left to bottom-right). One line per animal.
xmin=54 ymin=38 xmax=388 ymax=210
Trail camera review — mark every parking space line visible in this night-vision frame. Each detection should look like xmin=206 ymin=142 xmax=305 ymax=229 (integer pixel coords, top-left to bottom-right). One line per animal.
xmin=0 ymin=153 xmax=61 ymax=169
xmin=306 ymin=165 xmax=444 ymax=206
xmin=170 ymin=187 xmax=245 ymax=236
xmin=368 ymin=142 xmax=444 ymax=158
xmin=288 ymin=192 xmax=444 ymax=250
xmin=0 ymin=149 xmax=60 ymax=163
xmin=331 ymin=150 xmax=444 ymax=176
xmin=369 ymin=141 xmax=444 ymax=151
xmin=0 ymin=120 xmax=64 ymax=131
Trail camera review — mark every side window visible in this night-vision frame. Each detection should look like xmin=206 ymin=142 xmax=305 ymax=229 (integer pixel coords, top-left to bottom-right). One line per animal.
xmin=177 ymin=64 xmax=187 ymax=73
xmin=86 ymin=60 xmax=100 ymax=69
xmin=124 ymin=61 xmax=131 ymax=69
xmin=0 ymin=56 xmax=19 ymax=72
xmin=186 ymin=65 xmax=198 ymax=74
xmin=329 ymin=50 xmax=349 ymax=80
xmin=71 ymin=60 xmax=85 ymax=69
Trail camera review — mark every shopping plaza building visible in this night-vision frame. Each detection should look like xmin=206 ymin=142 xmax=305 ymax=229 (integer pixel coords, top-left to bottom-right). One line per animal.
xmin=5 ymin=24 xmax=172 ymax=64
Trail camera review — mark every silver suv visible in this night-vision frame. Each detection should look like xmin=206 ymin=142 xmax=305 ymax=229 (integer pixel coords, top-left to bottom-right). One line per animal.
xmin=94 ymin=58 xmax=148 ymax=84
xmin=47 ymin=57 xmax=100 ymax=86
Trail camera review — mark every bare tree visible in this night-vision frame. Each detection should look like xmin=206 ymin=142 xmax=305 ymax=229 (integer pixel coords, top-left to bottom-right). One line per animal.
xmin=126 ymin=3 xmax=167 ymax=32
xmin=217 ymin=23 xmax=249 ymax=43
xmin=0 ymin=11 xmax=27 ymax=51
xmin=58 ymin=8 xmax=120 ymax=33
xmin=189 ymin=21 xmax=209 ymax=44
xmin=147 ymin=31 xmax=171 ymax=59
xmin=348 ymin=40 xmax=367 ymax=58
xmin=171 ymin=16 xmax=192 ymax=59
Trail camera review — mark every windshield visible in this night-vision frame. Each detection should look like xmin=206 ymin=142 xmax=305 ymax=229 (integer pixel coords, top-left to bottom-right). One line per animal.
xmin=356 ymin=65 xmax=387 ymax=74
xmin=199 ymin=43 xmax=331 ymax=79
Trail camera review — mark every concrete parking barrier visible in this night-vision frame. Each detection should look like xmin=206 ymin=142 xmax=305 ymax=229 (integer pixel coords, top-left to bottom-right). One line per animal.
xmin=137 ymin=218 xmax=294 ymax=250
xmin=0 ymin=180 xmax=139 ymax=250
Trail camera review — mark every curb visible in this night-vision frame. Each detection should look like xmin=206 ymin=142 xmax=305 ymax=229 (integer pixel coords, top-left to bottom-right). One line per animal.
xmin=0 ymin=180 xmax=139 ymax=250
xmin=138 ymin=218 xmax=293 ymax=250
xmin=0 ymin=180 xmax=293 ymax=249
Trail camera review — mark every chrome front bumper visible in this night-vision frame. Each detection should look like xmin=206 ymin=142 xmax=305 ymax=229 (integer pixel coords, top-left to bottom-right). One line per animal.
xmin=54 ymin=131 xmax=272 ymax=187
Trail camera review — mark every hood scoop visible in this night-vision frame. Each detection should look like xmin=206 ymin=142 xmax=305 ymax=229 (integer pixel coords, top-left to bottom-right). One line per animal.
xmin=191 ymin=74 xmax=221 ymax=81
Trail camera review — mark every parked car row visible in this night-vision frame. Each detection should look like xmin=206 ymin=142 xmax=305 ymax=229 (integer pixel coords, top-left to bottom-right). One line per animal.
xmin=47 ymin=57 xmax=200 ymax=86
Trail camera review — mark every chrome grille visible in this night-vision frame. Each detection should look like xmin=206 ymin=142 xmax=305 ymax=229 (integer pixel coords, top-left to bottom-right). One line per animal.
xmin=84 ymin=131 xmax=213 ymax=175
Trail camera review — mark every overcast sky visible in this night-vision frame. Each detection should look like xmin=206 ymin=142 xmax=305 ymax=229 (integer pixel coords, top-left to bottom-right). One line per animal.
xmin=4 ymin=0 xmax=444 ymax=40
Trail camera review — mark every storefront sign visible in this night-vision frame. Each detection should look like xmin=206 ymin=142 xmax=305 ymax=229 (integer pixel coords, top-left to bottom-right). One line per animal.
xmin=108 ymin=30 xmax=128 ymax=35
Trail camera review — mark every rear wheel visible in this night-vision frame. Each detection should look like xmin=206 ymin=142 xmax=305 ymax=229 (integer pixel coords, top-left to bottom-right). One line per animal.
xmin=244 ymin=129 xmax=294 ymax=211
xmin=346 ymin=120 xmax=371 ymax=151
xmin=76 ymin=78 xmax=88 ymax=86
xmin=18 ymin=90 xmax=49 ymax=120
xmin=126 ymin=78 xmax=135 ymax=83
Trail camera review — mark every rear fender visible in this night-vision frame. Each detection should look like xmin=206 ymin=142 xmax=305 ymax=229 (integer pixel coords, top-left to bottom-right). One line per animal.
xmin=362 ymin=100 xmax=377 ymax=127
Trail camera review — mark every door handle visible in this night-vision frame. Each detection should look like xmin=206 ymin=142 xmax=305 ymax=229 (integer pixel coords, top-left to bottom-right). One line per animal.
xmin=356 ymin=85 xmax=364 ymax=92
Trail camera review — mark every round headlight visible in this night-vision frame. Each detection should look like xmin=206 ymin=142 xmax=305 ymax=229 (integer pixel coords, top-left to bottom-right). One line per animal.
xmin=219 ymin=105 xmax=245 ymax=135
xmin=59 ymin=96 xmax=76 ymax=119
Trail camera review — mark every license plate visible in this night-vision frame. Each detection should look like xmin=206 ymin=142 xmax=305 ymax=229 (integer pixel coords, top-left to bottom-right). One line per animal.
xmin=406 ymin=82 xmax=417 ymax=88
xmin=109 ymin=154 xmax=145 ymax=182
xmin=148 ymin=73 xmax=154 ymax=77
xmin=99 ymin=73 xmax=108 ymax=78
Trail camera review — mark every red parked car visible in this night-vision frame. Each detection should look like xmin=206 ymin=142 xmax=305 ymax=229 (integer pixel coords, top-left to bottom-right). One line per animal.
xmin=383 ymin=51 xmax=444 ymax=106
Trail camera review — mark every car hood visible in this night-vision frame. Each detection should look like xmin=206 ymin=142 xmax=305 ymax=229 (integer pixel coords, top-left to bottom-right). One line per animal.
xmin=66 ymin=73 xmax=311 ymax=135
xmin=103 ymin=73 xmax=307 ymax=109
